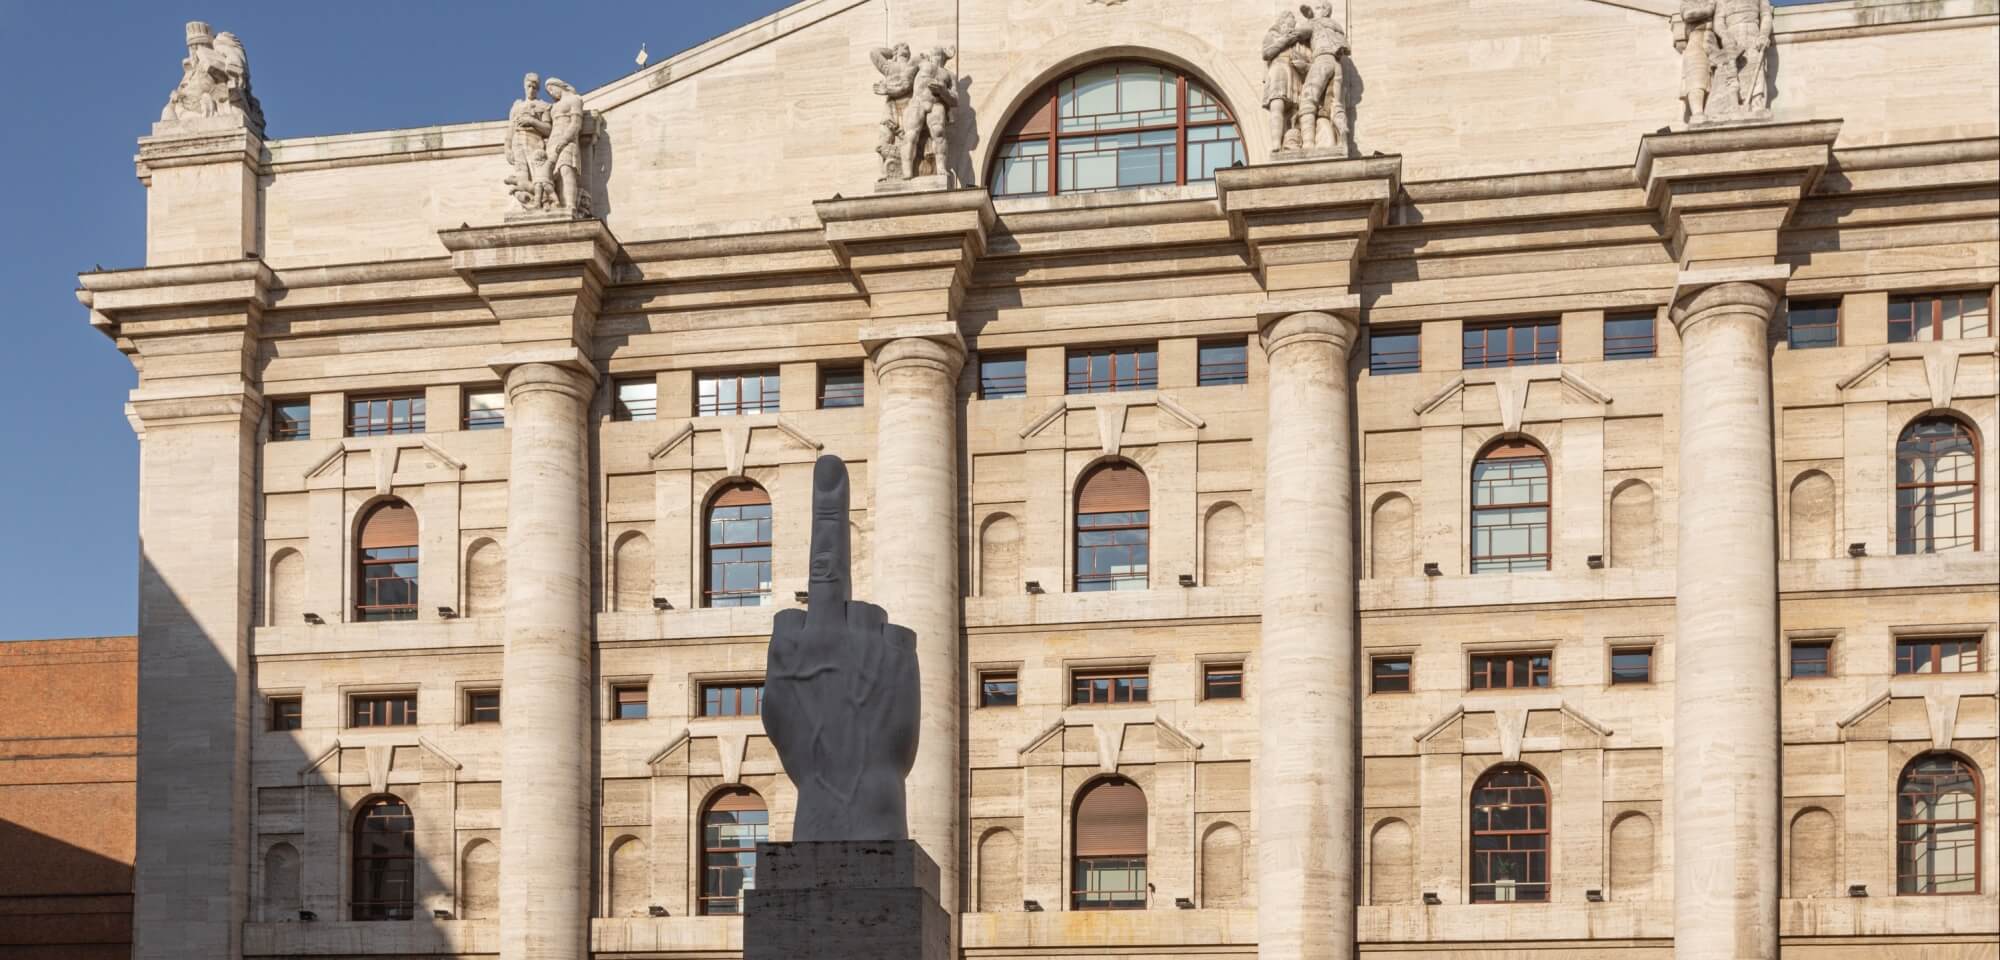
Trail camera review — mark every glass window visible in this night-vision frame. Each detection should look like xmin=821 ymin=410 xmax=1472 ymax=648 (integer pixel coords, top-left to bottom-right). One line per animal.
xmin=1202 ymin=664 xmax=1243 ymax=700
xmin=463 ymin=389 xmax=504 ymax=430
xmin=1471 ymin=442 xmax=1551 ymax=573
xmin=466 ymin=690 xmax=500 ymax=725
xmin=355 ymin=501 xmax=419 ymax=623
xmin=697 ymin=370 xmax=781 ymax=417
xmin=818 ymin=368 xmax=864 ymax=409
xmin=1603 ymin=313 xmax=1657 ymax=360
xmin=1372 ymin=655 xmax=1413 ymax=693
xmin=612 ymin=379 xmax=657 ymax=422
xmin=1897 ymin=754 xmax=1981 ymax=895
xmin=270 ymin=696 xmax=302 ymax=731
xmin=1369 ymin=328 xmax=1421 ymax=375
xmin=1896 ymin=416 xmax=1980 ymax=554
xmin=1610 ymin=647 xmax=1653 ymax=684
xmin=706 ymin=484 xmax=773 ymax=607
xmin=1470 ymin=766 xmax=1550 ymax=903
xmin=1786 ymin=299 xmax=1840 ymax=349
xmin=347 ymin=394 xmax=426 ymax=437
xmin=700 ymin=789 xmax=769 ymax=915
xmin=979 ymin=671 xmax=1019 ymax=708
xmin=352 ymin=797 xmax=414 ymax=921
xmin=271 ymin=400 xmax=311 ymax=441
xmin=1197 ymin=341 xmax=1249 ymax=386
xmin=979 ymin=353 xmax=1028 ymax=399
xmin=993 ymin=61 xmax=1243 ymax=198
xmin=350 ymin=694 xmax=417 ymax=728
xmin=1895 ymin=637 xmax=1983 ymax=676
xmin=1789 ymin=640 xmax=1832 ymax=679
xmin=1072 ymin=778 xmax=1147 ymax=910
xmin=1071 ymin=670 xmax=1149 ymax=705
xmin=613 ymin=685 xmax=648 ymax=720
xmin=1469 ymin=653 xmax=1551 ymax=690
xmin=700 ymin=682 xmax=765 ymax=717
xmin=1463 ymin=320 xmax=1560 ymax=369
xmin=1067 ymin=346 xmax=1158 ymax=394
xmin=1890 ymin=291 xmax=1991 ymax=343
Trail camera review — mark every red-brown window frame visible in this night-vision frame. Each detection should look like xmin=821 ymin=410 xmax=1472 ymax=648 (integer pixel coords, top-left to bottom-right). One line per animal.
xmin=1196 ymin=340 xmax=1249 ymax=386
xmin=1371 ymin=655 xmax=1413 ymax=693
xmin=696 ymin=369 xmax=781 ymax=417
xmin=355 ymin=501 xmax=420 ymax=623
xmin=1463 ymin=319 xmax=1560 ymax=369
xmin=1468 ymin=652 xmax=1552 ymax=690
xmin=816 ymin=367 xmax=865 ymax=409
xmin=269 ymin=695 xmax=303 ymax=731
xmin=612 ymin=684 xmax=649 ymax=720
xmin=1896 ymin=753 xmax=1983 ymax=895
xmin=349 ymin=694 xmax=417 ymax=728
xmin=270 ymin=399 xmax=312 ymax=441
xmin=699 ymin=681 xmax=765 ymax=718
xmin=1893 ymin=636 xmax=1985 ymax=676
xmin=1889 ymin=290 xmax=1992 ymax=343
xmin=1201 ymin=663 xmax=1244 ymax=700
xmin=351 ymin=796 xmax=415 ymax=921
xmin=1470 ymin=440 xmax=1552 ymax=573
xmin=978 ymin=670 xmax=1019 ymax=708
xmin=698 ymin=788 xmax=769 ymax=915
xmin=1895 ymin=415 xmax=1981 ymax=554
xmin=346 ymin=392 xmax=426 ymax=438
xmin=1788 ymin=639 xmax=1834 ymax=679
xmin=1469 ymin=765 xmax=1551 ymax=903
xmin=1071 ymin=669 xmax=1149 ymax=705
xmin=989 ymin=61 xmax=1241 ymax=198
xmin=1066 ymin=345 xmax=1159 ymax=394
xmin=705 ymin=483 xmax=774 ymax=608
xmin=465 ymin=689 xmax=500 ymax=725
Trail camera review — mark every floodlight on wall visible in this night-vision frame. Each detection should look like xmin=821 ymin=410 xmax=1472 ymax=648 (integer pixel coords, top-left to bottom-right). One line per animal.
xmin=1847 ymin=542 xmax=1868 ymax=558
xmin=794 ymin=590 xmax=810 ymax=604
xmin=1025 ymin=580 xmax=1045 ymax=594
xmin=1585 ymin=889 xmax=1604 ymax=902
xmin=1174 ymin=897 xmax=1195 ymax=909
xmin=298 ymin=909 xmax=318 ymax=922
xmin=648 ymin=904 xmax=669 ymax=917
xmin=1422 ymin=562 xmax=1442 ymax=577
xmin=1022 ymin=899 xmax=1043 ymax=912
xmin=436 ymin=606 xmax=458 ymax=619
xmin=1177 ymin=574 xmax=1196 ymax=588
xmin=1848 ymin=884 xmax=1868 ymax=898
xmin=302 ymin=612 xmax=324 ymax=626
xmin=1585 ymin=554 xmax=1605 ymax=570
xmin=652 ymin=596 xmax=672 ymax=611
xmin=1421 ymin=892 xmax=1442 ymax=906
xmin=433 ymin=909 xmax=453 ymax=919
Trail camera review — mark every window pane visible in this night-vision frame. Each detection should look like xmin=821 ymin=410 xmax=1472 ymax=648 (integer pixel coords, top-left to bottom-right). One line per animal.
xmin=271 ymin=401 xmax=312 ymax=441
xmin=614 ymin=380 xmax=658 ymax=421
xmin=1369 ymin=329 xmax=1421 ymax=375
xmin=1603 ymin=314 xmax=1656 ymax=360
xmin=1197 ymin=341 xmax=1248 ymax=386
xmin=464 ymin=390 xmax=505 ymax=430
xmin=1786 ymin=300 xmax=1840 ymax=349
xmin=1789 ymin=642 xmax=1830 ymax=678
xmin=1203 ymin=666 xmax=1242 ymax=700
xmin=980 ymin=354 xmax=1027 ymax=399
xmin=819 ymin=369 xmax=865 ymax=409
xmin=980 ymin=674 xmax=1019 ymax=707
xmin=1610 ymin=649 xmax=1652 ymax=684
xmin=1372 ymin=656 xmax=1411 ymax=693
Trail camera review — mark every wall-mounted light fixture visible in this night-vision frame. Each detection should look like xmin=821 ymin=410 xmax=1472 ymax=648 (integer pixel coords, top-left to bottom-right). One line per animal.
xmin=1178 ymin=574 xmax=1196 ymax=588
xmin=652 ymin=596 xmax=672 ymax=611
xmin=1422 ymin=562 xmax=1442 ymax=577
xmin=1848 ymin=884 xmax=1868 ymax=898
xmin=436 ymin=606 xmax=458 ymax=619
xmin=1585 ymin=889 xmax=1604 ymax=902
xmin=1421 ymin=891 xmax=1441 ymax=905
xmin=298 ymin=909 xmax=318 ymax=922
xmin=1025 ymin=581 xmax=1045 ymax=594
xmin=794 ymin=590 xmax=810 ymax=604
xmin=1585 ymin=554 xmax=1604 ymax=570
xmin=1847 ymin=542 xmax=1867 ymax=558
xmin=302 ymin=612 xmax=324 ymax=626
xmin=1022 ymin=899 xmax=1043 ymax=912
xmin=1174 ymin=896 xmax=1195 ymax=909
xmin=648 ymin=904 xmax=669 ymax=917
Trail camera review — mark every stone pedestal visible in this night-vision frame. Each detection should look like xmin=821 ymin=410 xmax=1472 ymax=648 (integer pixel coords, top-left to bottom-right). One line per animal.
xmin=744 ymin=841 xmax=950 ymax=960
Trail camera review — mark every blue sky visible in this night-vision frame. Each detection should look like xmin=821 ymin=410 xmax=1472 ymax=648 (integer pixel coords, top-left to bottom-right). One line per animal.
xmin=0 ymin=2 xmax=790 ymax=639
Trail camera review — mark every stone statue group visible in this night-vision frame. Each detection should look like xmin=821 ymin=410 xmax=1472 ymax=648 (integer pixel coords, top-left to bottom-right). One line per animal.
xmin=1671 ymin=0 xmax=1776 ymax=125
xmin=160 ymin=21 xmax=264 ymax=133
xmin=504 ymin=73 xmax=591 ymax=218
xmin=1261 ymin=3 xmax=1353 ymax=157
xmin=870 ymin=44 xmax=960 ymax=183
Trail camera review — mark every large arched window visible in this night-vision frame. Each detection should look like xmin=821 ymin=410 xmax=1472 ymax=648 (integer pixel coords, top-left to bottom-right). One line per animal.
xmin=699 ymin=787 xmax=769 ymax=915
xmin=1471 ymin=440 xmax=1551 ymax=573
xmin=352 ymin=796 xmax=414 ymax=921
xmin=1470 ymin=765 xmax=1550 ymax=903
xmin=1896 ymin=416 xmax=1980 ymax=554
xmin=1072 ymin=777 xmax=1147 ymax=910
xmin=705 ymin=482 xmax=772 ymax=607
xmin=356 ymin=501 xmax=419 ymax=621
xmin=990 ymin=61 xmax=1245 ymax=198
xmin=1075 ymin=462 xmax=1150 ymax=591
xmin=1897 ymin=753 xmax=1981 ymax=895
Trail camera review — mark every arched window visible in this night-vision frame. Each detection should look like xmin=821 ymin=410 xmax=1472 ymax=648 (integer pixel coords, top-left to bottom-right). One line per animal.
xmin=356 ymin=501 xmax=419 ymax=621
xmin=352 ymin=796 xmax=414 ymax=921
xmin=699 ymin=787 xmax=768 ymax=915
xmin=1897 ymin=753 xmax=1981 ymax=894
xmin=705 ymin=483 xmax=772 ymax=607
xmin=1075 ymin=462 xmax=1149 ymax=591
xmin=1470 ymin=765 xmax=1549 ymax=903
xmin=1072 ymin=777 xmax=1147 ymax=910
xmin=1471 ymin=440 xmax=1550 ymax=573
xmin=990 ymin=61 xmax=1245 ymax=198
xmin=1896 ymin=416 xmax=1979 ymax=554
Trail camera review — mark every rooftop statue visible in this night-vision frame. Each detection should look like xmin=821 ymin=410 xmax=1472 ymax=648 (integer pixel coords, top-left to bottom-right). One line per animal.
xmin=1672 ymin=0 xmax=1774 ymax=125
xmin=160 ymin=21 xmax=264 ymax=133
xmin=763 ymin=455 xmax=921 ymax=842
xmin=1264 ymin=4 xmax=1351 ymax=157
xmin=502 ymin=74 xmax=592 ymax=218
xmin=871 ymin=44 xmax=959 ymax=184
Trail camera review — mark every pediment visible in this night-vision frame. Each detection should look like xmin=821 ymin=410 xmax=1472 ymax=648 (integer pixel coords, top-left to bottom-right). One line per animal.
xmin=1018 ymin=391 xmax=1205 ymax=457
xmin=1415 ymin=369 xmax=1611 ymax=430
xmin=303 ymin=437 xmax=465 ymax=493
xmin=649 ymin=415 xmax=824 ymax=476
xmin=1415 ymin=696 xmax=1612 ymax=759
xmin=1015 ymin=709 xmax=1202 ymax=770
xmin=649 ymin=719 xmax=768 ymax=783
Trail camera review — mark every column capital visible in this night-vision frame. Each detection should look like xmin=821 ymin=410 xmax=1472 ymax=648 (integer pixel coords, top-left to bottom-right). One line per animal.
xmin=869 ymin=334 xmax=966 ymax=382
xmin=1636 ymin=120 xmax=1839 ymax=269
xmin=1670 ymin=265 xmax=1789 ymax=336
xmin=1217 ymin=155 xmax=1401 ymax=291
xmin=1258 ymin=297 xmax=1360 ymax=358
xmin=441 ymin=218 xmax=620 ymax=353
xmin=500 ymin=356 xmax=597 ymax=404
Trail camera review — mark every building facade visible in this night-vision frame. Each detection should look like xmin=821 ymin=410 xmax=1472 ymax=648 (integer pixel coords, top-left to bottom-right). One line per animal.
xmin=77 ymin=1 xmax=1997 ymax=958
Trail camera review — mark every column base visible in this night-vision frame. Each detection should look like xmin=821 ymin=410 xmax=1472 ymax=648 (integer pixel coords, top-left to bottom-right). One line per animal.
xmin=744 ymin=840 xmax=950 ymax=960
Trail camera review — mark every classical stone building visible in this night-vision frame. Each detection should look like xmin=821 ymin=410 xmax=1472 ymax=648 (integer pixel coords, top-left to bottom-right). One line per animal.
xmin=77 ymin=2 xmax=1997 ymax=958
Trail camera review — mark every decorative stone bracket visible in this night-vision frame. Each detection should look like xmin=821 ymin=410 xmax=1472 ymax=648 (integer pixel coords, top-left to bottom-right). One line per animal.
xmin=649 ymin=415 xmax=825 ymax=477
xmin=302 ymin=436 xmax=466 ymax=493
xmin=1836 ymin=675 xmax=1995 ymax=748
xmin=1414 ymin=696 xmax=1614 ymax=762
xmin=1016 ymin=709 xmax=1203 ymax=772
xmin=1412 ymin=369 xmax=1613 ymax=433
xmin=1018 ymin=391 xmax=1207 ymax=456
xmin=648 ymin=718 xmax=771 ymax=784
xmin=1836 ymin=341 xmax=1996 ymax=408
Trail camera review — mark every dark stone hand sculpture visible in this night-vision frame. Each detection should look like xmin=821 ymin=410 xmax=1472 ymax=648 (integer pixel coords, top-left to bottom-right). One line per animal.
xmin=763 ymin=455 xmax=921 ymax=842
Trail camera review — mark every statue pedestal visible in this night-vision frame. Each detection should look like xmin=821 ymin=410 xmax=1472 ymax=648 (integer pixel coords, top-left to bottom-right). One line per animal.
xmin=874 ymin=173 xmax=955 ymax=195
xmin=744 ymin=840 xmax=950 ymax=960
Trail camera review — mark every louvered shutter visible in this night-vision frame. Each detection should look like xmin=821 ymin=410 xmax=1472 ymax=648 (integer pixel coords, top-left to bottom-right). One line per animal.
xmin=1077 ymin=464 xmax=1149 ymax=514
xmin=1074 ymin=779 xmax=1147 ymax=857
xmin=708 ymin=787 xmax=766 ymax=814
xmin=359 ymin=501 xmax=419 ymax=548
xmin=712 ymin=483 xmax=771 ymax=508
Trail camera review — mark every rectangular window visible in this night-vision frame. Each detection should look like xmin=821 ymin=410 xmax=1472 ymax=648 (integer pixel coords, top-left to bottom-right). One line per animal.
xmin=1372 ymin=655 xmax=1412 ymax=694
xmin=347 ymin=394 xmax=426 ymax=437
xmin=700 ymin=682 xmax=765 ymax=718
xmin=1368 ymin=328 xmax=1421 ymax=375
xmin=1609 ymin=647 xmax=1654 ymax=684
xmin=818 ymin=368 xmax=865 ymax=409
xmin=1072 ymin=856 xmax=1148 ymax=910
xmin=979 ymin=671 xmax=1019 ymax=708
xmin=270 ymin=696 xmax=303 ymax=731
xmin=1890 ymin=291 xmax=1991 ymax=343
xmin=1066 ymin=346 xmax=1158 ymax=394
xmin=1790 ymin=640 xmax=1832 ymax=679
xmin=1071 ymin=669 xmax=1149 ymax=705
xmin=270 ymin=400 xmax=311 ymax=442
xmin=979 ymin=353 xmax=1028 ymax=399
xmin=1202 ymin=663 xmax=1243 ymax=700
xmin=1463 ymin=319 xmax=1560 ymax=369
xmin=1786 ymin=299 xmax=1840 ymax=349
xmin=465 ymin=690 xmax=500 ymax=725
xmin=1468 ymin=653 xmax=1552 ymax=690
xmin=697 ymin=370 xmax=781 ymax=416
xmin=463 ymin=389 xmax=505 ymax=430
xmin=1197 ymin=341 xmax=1249 ymax=386
xmin=1603 ymin=313 xmax=1657 ymax=360
xmin=1894 ymin=637 xmax=1983 ymax=676
xmin=612 ymin=379 xmax=657 ymax=422
xmin=350 ymin=694 xmax=417 ymax=728
xmin=613 ymin=685 xmax=649 ymax=720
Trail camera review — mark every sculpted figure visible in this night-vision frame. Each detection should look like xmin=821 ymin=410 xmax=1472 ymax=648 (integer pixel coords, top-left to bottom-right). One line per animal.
xmin=1295 ymin=3 xmax=1351 ymax=154
xmin=161 ymin=21 xmax=264 ymax=131
xmin=1672 ymin=0 xmax=1770 ymax=123
xmin=1713 ymin=0 xmax=1774 ymax=113
xmin=899 ymin=47 xmax=958 ymax=180
xmin=504 ymin=73 xmax=555 ymax=209
xmin=544 ymin=78 xmax=590 ymax=217
xmin=764 ymin=456 xmax=921 ymax=842
xmin=870 ymin=44 xmax=918 ymax=179
xmin=1261 ymin=11 xmax=1311 ymax=153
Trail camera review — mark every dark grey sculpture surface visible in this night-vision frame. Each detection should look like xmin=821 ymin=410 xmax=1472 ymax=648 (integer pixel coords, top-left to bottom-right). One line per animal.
xmin=764 ymin=455 xmax=921 ymax=842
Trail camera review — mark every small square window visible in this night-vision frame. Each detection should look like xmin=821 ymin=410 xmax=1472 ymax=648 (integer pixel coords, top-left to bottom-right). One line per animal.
xmin=1785 ymin=300 xmax=1839 ymax=350
xmin=463 ymin=389 xmax=505 ymax=430
xmin=818 ymin=368 xmax=865 ymax=409
xmin=1202 ymin=663 xmax=1244 ymax=700
xmin=699 ymin=682 xmax=765 ymax=717
xmin=1603 ymin=313 xmax=1657 ymax=360
xmin=612 ymin=379 xmax=658 ymax=422
xmin=350 ymin=694 xmax=417 ymax=727
xmin=1371 ymin=655 xmax=1412 ymax=693
xmin=979 ymin=671 xmax=1019 ymax=708
xmin=979 ymin=353 xmax=1027 ymax=399
xmin=1609 ymin=647 xmax=1653 ymax=684
xmin=613 ymin=684 xmax=649 ymax=720
xmin=270 ymin=696 xmax=302 ymax=731
xmin=270 ymin=400 xmax=311 ymax=442
xmin=466 ymin=690 xmax=500 ymax=724
xmin=1894 ymin=637 xmax=1982 ymax=675
xmin=1197 ymin=341 xmax=1249 ymax=386
xmin=1368 ymin=328 xmax=1421 ymax=375
xmin=1071 ymin=669 xmax=1149 ymax=705
xmin=1789 ymin=640 xmax=1832 ymax=679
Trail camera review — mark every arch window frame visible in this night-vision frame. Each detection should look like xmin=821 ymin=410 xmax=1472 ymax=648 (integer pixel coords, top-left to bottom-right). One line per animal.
xmin=698 ymin=787 xmax=769 ymax=916
xmin=1469 ymin=764 xmax=1551 ymax=903
xmin=989 ymin=60 xmax=1245 ymax=198
xmin=1074 ymin=461 xmax=1151 ymax=592
xmin=1470 ymin=439 xmax=1552 ymax=574
xmin=1896 ymin=752 xmax=1983 ymax=895
xmin=355 ymin=500 xmax=419 ymax=622
xmin=1071 ymin=776 xmax=1148 ymax=911
xmin=351 ymin=795 xmax=415 ymax=921
xmin=704 ymin=482 xmax=773 ymax=608
xmin=1895 ymin=414 xmax=1981 ymax=555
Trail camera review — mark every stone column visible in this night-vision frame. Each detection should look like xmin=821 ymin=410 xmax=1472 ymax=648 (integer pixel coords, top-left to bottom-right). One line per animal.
xmin=868 ymin=334 xmax=965 ymax=919
xmin=497 ymin=361 xmax=595 ymax=960
xmin=1669 ymin=274 xmax=1784 ymax=960
xmin=1255 ymin=307 xmax=1359 ymax=959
